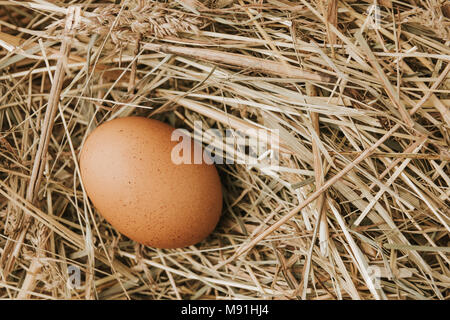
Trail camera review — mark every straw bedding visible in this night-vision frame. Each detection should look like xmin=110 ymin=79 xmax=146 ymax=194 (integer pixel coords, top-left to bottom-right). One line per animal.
xmin=0 ymin=0 xmax=449 ymax=299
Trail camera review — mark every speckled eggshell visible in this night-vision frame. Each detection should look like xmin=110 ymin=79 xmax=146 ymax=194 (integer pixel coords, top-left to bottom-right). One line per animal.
xmin=79 ymin=117 xmax=223 ymax=249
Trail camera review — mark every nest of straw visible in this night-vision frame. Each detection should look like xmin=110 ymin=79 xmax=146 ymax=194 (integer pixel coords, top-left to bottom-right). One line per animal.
xmin=0 ymin=0 xmax=449 ymax=300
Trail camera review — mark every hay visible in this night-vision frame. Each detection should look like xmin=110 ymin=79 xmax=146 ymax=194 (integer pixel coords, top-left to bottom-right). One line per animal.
xmin=0 ymin=0 xmax=449 ymax=300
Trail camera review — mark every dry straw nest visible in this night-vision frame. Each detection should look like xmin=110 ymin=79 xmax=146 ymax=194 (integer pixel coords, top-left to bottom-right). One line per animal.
xmin=0 ymin=0 xmax=449 ymax=300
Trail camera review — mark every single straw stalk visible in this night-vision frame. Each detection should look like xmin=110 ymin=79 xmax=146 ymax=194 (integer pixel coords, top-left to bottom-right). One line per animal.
xmin=143 ymin=43 xmax=331 ymax=82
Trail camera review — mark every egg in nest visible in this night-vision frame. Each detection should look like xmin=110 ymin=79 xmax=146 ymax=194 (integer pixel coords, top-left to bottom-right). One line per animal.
xmin=79 ymin=116 xmax=223 ymax=249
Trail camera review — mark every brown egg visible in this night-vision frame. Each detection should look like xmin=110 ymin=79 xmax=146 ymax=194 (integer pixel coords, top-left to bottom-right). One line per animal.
xmin=79 ymin=117 xmax=222 ymax=248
